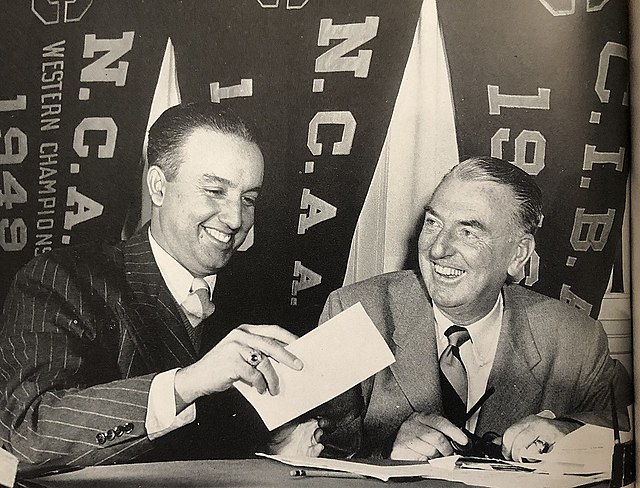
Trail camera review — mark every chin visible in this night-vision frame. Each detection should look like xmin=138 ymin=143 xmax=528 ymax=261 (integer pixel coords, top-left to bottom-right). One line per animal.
xmin=203 ymin=259 xmax=226 ymax=271
xmin=192 ymin=256 xmax=223 ymax=275
xmin=433 ymin=297 xmax=461 ymax=309
xmin=430 ymin=288 xmax=465 ymax=307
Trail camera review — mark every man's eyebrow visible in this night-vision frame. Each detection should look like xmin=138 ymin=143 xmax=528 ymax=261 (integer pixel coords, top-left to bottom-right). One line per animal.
xmin=459 ymin=219 xmax=487 ymax=232
xmin=245 ymin=185 xmax=262 ymax=194
xmin=201 ymin=174 xmax=231 ymax=186
xmin=424 ymin=205 xmax=487 ymax=232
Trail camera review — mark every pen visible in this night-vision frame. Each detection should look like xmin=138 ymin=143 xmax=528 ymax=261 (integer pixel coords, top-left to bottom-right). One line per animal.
xmin=18 ymin=464 xmax=84 ymax=480
xmin=450 ymin=386 xmax=503 ymax=458
xmin=465 ymin=386 xmax=495 ymax=421
xmin=455 ymin=457 xmax=536 ymax=472
xmin=290 ymin=469 xmax=367 ymax=479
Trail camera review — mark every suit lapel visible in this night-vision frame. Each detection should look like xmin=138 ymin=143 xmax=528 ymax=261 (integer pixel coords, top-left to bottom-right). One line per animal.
xmin=477 ymin=286 xmax=543 ymax=434
xmin=123 ymin=225 xmax=197 ymax=369
xmin=389 ymin=274 xmax=443 ymax=414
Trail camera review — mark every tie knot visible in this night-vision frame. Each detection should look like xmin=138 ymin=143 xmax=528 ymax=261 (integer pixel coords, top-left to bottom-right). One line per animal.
xmin=190 ymin=277 xmax=210 ymax=296
xmin=182 ymin=277 xmax=215 ymax=320
xmin=444 ymin=325 xmax=470 ymax=348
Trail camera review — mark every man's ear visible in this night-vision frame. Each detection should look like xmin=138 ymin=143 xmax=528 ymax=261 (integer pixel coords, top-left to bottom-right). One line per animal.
xmin=147 ymin=166 xmax=167 ymax=206
xmin=507 ymin=233 xmax=535 ymax=278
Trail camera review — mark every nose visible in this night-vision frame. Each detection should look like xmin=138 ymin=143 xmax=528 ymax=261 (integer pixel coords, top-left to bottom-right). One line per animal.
xmin=218 ymin=197 xmax=243 ymax=231
xmin=426 ymin=227 xmax=454 ymax=260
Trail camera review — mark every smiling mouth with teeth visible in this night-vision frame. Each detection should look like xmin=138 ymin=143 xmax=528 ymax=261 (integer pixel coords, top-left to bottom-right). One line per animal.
xmin=433 ymin=262 xmax=465 ymax=278
xmin=203 ymin=226 xmax=232 ymax=244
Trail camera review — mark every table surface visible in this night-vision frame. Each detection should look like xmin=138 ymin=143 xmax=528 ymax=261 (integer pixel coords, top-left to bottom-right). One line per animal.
xmin=31 ymin=458 xmax=609 ymax=488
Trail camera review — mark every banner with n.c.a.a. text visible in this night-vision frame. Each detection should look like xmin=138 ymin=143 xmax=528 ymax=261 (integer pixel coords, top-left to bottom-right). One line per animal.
xmin=437 ymin=0 xmax=629 ymax=318
xmin=0 ymin=1 xmax=423 ymax=336
xmin=0 ymin=1 xmax=167 ymax=301
xmin=5 ymin=1 xmax=624 ymax=331
xmin=168 ymin=0 xmax=423 ymax=334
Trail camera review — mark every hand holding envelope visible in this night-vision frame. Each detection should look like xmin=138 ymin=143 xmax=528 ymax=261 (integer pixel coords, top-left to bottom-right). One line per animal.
xmin=234 ymin=302 xmax=395 ymax=431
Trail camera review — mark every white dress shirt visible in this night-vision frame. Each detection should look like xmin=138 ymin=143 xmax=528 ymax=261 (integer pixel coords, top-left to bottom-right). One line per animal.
xmin=433 ymin=294 xmax=503 ymax=433
xmin=144 ymin=230 xmax=217 ymax=440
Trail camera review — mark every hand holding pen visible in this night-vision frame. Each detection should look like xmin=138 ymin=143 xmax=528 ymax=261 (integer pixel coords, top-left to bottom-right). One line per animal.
xmin=389 ymin=386 xmax=496 ymax=461
xmin=449 ymin=387 xmax=503 ymax=459
xmin=389 ymin=412 xmax=471 ymax=460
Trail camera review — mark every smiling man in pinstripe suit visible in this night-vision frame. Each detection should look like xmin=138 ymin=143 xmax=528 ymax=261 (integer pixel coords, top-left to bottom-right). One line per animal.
xmin=0 ymin=103 xmax=323 ymax=470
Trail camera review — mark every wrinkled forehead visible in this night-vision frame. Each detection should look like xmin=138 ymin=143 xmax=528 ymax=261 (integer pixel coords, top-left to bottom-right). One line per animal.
xmin=428 ymin=175 xmax=521 ymax=224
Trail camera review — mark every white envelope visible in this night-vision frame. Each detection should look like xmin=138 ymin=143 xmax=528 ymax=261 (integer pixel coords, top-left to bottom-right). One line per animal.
xmin=234 ymin=302 xmax=395 ymax=430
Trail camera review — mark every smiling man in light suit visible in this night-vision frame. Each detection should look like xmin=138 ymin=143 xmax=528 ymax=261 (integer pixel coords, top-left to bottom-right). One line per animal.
xmin=321 ymin=156 xmax=631 ymax=462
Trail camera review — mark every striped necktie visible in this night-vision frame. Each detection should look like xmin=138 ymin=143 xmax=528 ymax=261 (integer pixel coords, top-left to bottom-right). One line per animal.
xmin=439 ymin=325 xmax=471 ymax=426
xmin=181 ymin=277 xmax=215 ymax=351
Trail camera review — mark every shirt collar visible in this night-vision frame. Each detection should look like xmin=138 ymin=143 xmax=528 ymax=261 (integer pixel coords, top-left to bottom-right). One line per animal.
xmin=148 ymin=229 xmax=217 ymax=305
xmin=433 ymin=293 xmax=503 ymax=366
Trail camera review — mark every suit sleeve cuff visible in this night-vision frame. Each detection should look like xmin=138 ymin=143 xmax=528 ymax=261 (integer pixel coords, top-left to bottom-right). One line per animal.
xmin=146 ymin=368 xmax=196 ymax=440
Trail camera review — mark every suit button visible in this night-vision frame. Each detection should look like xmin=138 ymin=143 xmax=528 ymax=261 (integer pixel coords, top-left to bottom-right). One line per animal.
xmin=96 ymin=432 xmax=107 ymax=445
xmin=123 ymin=422 xmax=134 ymax=433
xmin=114 ymin=425 xmax=124 ymax=437
xmin=106 ymin=429 xmax=116 ymax=441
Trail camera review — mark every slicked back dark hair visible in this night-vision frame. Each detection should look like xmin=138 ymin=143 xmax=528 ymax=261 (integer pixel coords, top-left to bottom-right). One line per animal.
xmin=147 ymin=102 xmax=261 ymax=181
xmin=443 ymin=156 xmax=543 ymax=235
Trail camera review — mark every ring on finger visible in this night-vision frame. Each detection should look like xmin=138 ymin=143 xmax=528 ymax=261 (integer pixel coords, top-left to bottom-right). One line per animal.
xmin=246 ymin=349 xmax=264 ymax=367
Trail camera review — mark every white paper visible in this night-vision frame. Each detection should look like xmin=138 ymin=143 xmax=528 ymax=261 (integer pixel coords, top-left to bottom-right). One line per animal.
xmin=426 ymin=424 xmax=623 ymax=487
xmin=523 ymin=424 xmax=617 ymax=476
xmin=257 ymin=452 xmax=443 ymax=481
xmin=0 ymin=448 xmax=18 ymax=488
xmin=441 ymin=467 xmax=608 ymax=488
xmin=428 ymin=455 xmax=608 ymax=487
xmin=234 ymin=302 xmax=395 ymax=430
xmin=260 ymin=453 xmax=609 ymax=486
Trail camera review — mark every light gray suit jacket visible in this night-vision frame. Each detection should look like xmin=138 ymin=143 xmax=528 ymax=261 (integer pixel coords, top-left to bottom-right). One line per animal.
xmin=320 ymin=270 xmax=632 ymax=457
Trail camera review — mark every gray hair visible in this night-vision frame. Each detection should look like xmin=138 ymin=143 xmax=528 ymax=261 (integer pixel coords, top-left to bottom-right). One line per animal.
xmin=443 ymin=156 xmax=543 ymax=235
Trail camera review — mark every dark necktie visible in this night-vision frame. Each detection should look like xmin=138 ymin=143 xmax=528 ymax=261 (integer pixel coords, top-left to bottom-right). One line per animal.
xmin=181 ymin=277 xmax=215 ymax=351
xmin=439 ymin=325 xmax=471 ymax=426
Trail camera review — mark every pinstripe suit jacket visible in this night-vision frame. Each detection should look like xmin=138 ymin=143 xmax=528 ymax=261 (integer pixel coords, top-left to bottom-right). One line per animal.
xmin=320 ymin=270 xmax=632 ymax=458
xmin=0 ymin=224 xmax=268 ymax=469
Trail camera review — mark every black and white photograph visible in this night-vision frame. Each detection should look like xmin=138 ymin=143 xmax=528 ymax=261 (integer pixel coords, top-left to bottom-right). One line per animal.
xmin=0 ymin=1 xmax=634 ymax=486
